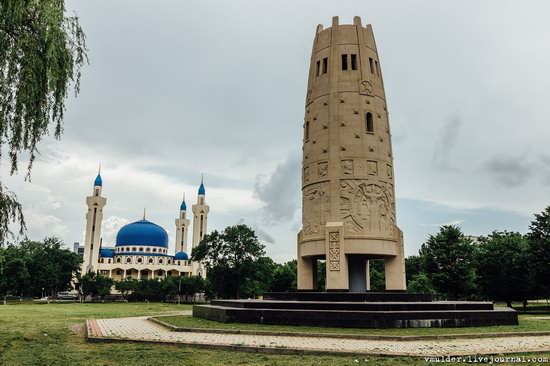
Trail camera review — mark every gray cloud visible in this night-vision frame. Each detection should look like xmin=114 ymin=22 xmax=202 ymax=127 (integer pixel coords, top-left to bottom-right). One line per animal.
xmin=9 ymin=0 xmax=550 ymax=262
xmin=233 ymin=218 xmax=275 ymax=244
xmin=254 ymin=227 xmax=275 ymax=244
xmin=432 ymin=115 xmax=462 ymax=170
xmin=254 ymin=152 xmax=301 ymax=225
xmin=484 ymin=156 xmax=534 ymax=187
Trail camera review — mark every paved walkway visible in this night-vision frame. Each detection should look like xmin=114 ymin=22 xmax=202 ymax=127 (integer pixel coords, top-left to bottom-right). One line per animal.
xmin=87 ymin=316 xmax=550 ymax=357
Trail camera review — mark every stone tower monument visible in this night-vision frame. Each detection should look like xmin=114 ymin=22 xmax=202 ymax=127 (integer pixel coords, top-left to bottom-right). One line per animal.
xmin=297 ymin=16 xmax=406 ymax=292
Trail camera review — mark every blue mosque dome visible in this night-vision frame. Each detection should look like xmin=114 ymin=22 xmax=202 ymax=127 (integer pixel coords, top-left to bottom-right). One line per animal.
xmin=94 ymin=174 xmax=102 ymax=187
xmin=174 ymin=251 xmax=189 ymax=260
xmin=99 ymin=248 xmax=115 ymax=258
xmin=180 ymin=200 xmax=187 ymax=211
xmin=115 ymin=220 xmax=169 ymax=248
xmin=198 ymin=182 xmax=205 ymax=195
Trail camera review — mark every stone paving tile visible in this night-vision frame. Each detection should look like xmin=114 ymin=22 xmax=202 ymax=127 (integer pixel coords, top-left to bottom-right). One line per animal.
xmin=91 ymin=317 xmax=550 ymax=356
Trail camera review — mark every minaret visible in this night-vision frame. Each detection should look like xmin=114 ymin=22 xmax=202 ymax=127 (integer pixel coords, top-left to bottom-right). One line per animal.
xmin=297 ymin=17 xmax=406 ymax=291
xmin=175 ymin=193 xmax=190 ymax=254
xmin=81 ymin=167 xmax=107 ymax=275
xmin=192 ymin=175 xmax=209 ymax=276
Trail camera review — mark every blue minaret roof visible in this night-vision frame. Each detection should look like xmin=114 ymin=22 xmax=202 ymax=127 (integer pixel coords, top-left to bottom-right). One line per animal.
xmin=94 ymin=174 xmax=102 ymax=187
xmin=198 ymin=175 xmax=205 ymax=195
xmin=180 ymin=200 xmax=187 ymax=211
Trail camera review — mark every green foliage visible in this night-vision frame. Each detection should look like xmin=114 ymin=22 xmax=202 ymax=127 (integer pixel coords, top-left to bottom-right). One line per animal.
xmin=241 ymin=256 xmax=276 ymax=297
xmin=192 ymin=224 xmax=266 ymax=298
xmin=180 ymin=275 xmax=207 ymax=301
xmin=527 ymin=206 xmax=550 ymax=298
xmin=405 ymin=255 xmax=422 ymax=287
xmin=369 ymin=260 xmax=386 ymax=291
xmin=475 ymin=231 xmax=530 ymax=306
xmin=114 ymin=278 xmax=136 ymax=300
xmin=122 ymin=275 xmax=207 ymax=302
xmin=316 ymin=260 xmax=326 ymax=291
xmin=0 ymin=0 xmax=87 ymax=244
xmin=270 ymin=260 xmax=297 ymax=292
xmin=80 ymin=272 xmax=113 ymax=300
xmin=129 ymin=278 xmax=164 ymax=302
xmin=0 ymin=237 xmax=81 ymax=298
xmin=419 ymin=225 xmax=476 ymax=299
xmin=0 ymin=185 xmax=25 ymax=245
xmin=407 ymin=273 xmax=436 ymax=294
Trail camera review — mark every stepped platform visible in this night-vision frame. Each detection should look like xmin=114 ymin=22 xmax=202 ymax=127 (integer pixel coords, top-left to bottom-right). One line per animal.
xmin=193 ymin=292 xmax=518 ymax=328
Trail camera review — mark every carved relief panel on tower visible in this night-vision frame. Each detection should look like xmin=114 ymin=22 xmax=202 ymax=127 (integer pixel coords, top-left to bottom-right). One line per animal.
xmin=328 ymin=232 xmax=340 ymax=271
xmin=367 ymin=160 xmax=378 ymax=176
xmin=340 ymin=179 xmax=395 ymax=236
xmin=318 ymin=161 xmax=328 ymax=177
xmin=341 ymin=159 xmax=354 ymax=175
xmin=359 ymin=80 xmax=374 ymax=96
xmin=302 ymin=182 xmax=330 ymax=237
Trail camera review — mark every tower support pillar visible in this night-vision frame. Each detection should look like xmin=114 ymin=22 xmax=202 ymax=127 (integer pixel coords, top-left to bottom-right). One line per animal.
xmin=324 ymin=222 xmax=348 ymax=291
xmin=384 ymin=228 xmax=406 ymax=290
xmin=297 ymin=231 xmax=317 ymax=290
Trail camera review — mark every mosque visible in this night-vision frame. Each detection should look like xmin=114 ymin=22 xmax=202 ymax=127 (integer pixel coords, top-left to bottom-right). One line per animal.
xmin=80 ymin=169 xmax=210 ymax=281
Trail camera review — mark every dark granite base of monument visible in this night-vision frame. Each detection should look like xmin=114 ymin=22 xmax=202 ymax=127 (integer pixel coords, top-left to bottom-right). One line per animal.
xmin=192 ymin=292 xmax=518 ymax=328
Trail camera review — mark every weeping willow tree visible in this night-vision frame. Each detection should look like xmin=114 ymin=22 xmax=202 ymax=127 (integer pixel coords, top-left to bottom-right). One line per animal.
xmin=0 ymin=0 xmax=87 ymax=244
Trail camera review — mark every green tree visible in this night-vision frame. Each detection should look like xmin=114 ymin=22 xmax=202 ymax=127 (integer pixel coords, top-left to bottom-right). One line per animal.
xmin=0 ymin=0 xmax=87 ymax=244
xmin=407 ymin=273 xmax=436 ymax=294
xmin=242 ymin=256 xmax=276 ymax=298
xmin=405 ymin=255 xmax=423 ymax=287
xmin=115 ymin=278 xmax=136 ymax=301
xmin=80 ymin=272 xmax=113 ymax=301
xmin=187 ymin=275 xmax=206 ymax=302
xmin=130 ymin=278 xmax=164 ymax=302
xmin=161 ymin=276 xmax=179 ymax=301
xmin=419 ymin=225 xmax=476 ymax=299
xmin=0 ymin=256 xmax=30 ymax=299
xmin=191 ymin=225 xmax=266 ymax=299
xmin=316 ymin=260 xmax=326 ymax=291
xmin=0 ymin=237 xmax=80 ymax=298
xmin=270 ymin=260 xmax=297 ymax=292
xmin=526 ymin=206 xmax=550 ymax=299
xmin=23 ymin=237 xmax=81 ymax=296
xmin=369 ymin=260 xmax=386 ymax=291
xmin=475 ymin=231 xmax=530 ymax=307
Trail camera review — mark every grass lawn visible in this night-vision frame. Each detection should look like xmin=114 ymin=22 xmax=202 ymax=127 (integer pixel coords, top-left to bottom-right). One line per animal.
xmin=160 ymin=310 xmax=550 ymax=337
xmin=0 ymin=302 xmax=436 ymax=366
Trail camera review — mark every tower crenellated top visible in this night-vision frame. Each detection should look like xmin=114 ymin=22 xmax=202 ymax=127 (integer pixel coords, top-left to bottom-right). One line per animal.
xmin=315 ymin=16 xmax=370 ymax=31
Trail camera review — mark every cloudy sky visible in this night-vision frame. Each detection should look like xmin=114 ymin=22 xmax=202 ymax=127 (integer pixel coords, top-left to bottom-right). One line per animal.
xmin=4 ymin=0 xmax=550 ymax=262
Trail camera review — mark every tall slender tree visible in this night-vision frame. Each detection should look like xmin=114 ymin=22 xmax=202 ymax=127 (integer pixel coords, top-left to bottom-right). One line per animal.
xmin=419 ymin=225 xmax=476 ymax=299
xmin=475 ymin=231 xmax=530 ymax=307
xmin=0 ymin=0 xmax=87 ymax=244
xmin=526 ymin=206 xmax=550 ymax=299
xmin=192 ymin=225 xmax=266 ymax=299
